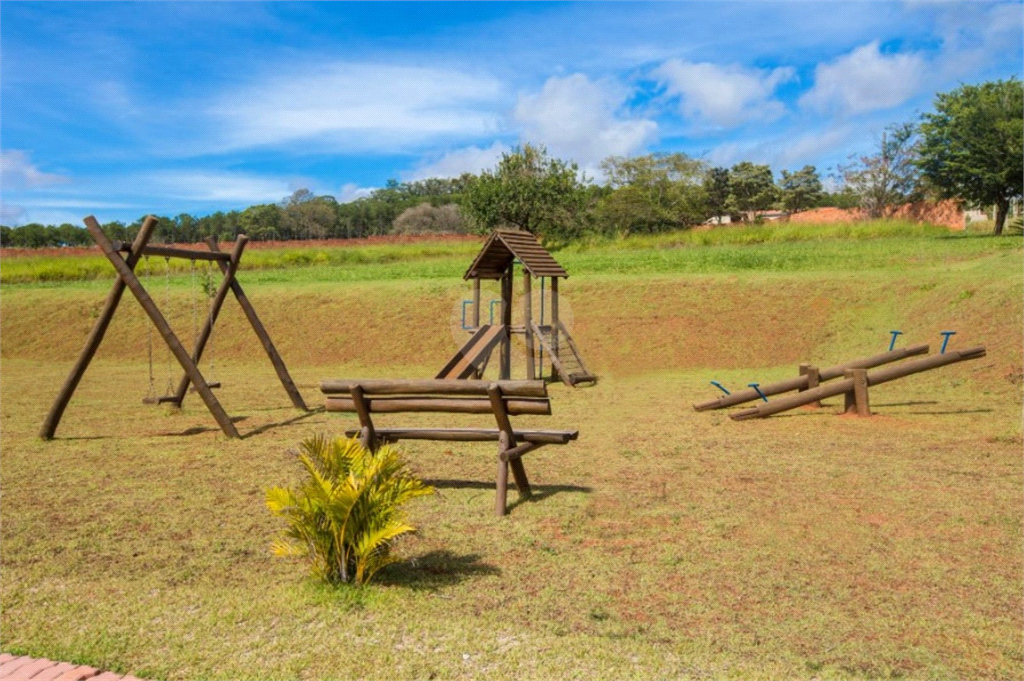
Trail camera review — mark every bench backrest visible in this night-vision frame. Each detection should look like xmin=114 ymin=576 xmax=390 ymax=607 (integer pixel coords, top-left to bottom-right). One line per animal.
xmin=320 ymin=379 xmax=551 ymax=417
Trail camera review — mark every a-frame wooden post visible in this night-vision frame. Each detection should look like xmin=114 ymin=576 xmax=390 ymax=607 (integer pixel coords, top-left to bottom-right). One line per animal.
xmin=90 ymin=221 xmax=240 ymax=437
xmin=205 ymin=238 xmax=309 ymax=412
xmin=40 ymin=216 xmax=158 ymax=439
xmin=169 ymin=235 xmax=248 ymax=406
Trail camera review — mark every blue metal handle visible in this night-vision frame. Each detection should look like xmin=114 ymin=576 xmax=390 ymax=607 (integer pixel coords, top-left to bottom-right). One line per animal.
xmin=461 ymin=300 xmax=473 ymax=330
xmin=748 ymin=383 xmax=768 ymax=402
xmin=710 ymin=381 xmax=730 ymax=395
xmin=939 ymin=330 xmax=956 ymax=354
xmin=488 ymin=299 xmax=501 ymax=325
xmin=888 ymin=330 xmax=903 ymax=352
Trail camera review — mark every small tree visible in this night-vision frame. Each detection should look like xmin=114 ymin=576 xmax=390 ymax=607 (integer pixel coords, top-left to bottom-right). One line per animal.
xmin=917 ymin=78 xmax=1024 ymax=235
xmin=779 ymin=165 xmax=824 ymax=214
xmin=727 ymin=162 xmax=777 ymax=221
xmin=461 ymin=144 xmax=587 ymax=242
xmin=266 ymin=434 xmax=433 ymax=586
xmin=842 ymin=122 xmax=921 ymax=219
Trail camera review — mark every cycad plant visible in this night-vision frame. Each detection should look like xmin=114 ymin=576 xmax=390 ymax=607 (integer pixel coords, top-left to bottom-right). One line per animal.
xmin=266 ymin=434 xmax=433 ymax=586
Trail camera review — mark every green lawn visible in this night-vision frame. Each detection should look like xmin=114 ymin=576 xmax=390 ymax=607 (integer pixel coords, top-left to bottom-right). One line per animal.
xmin=1 ymin=225 xmax=1021 ymax=680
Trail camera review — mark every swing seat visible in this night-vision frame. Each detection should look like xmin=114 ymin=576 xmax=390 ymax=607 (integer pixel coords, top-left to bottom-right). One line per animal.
xmin=189 ymin=381 xmax=222 ymax=392
xmin=142 ymin=395 xmax=181 ymax=405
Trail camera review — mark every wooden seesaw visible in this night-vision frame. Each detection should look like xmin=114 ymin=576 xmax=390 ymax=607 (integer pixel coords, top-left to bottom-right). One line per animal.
xmin=695 ymin=337 xmax=986 ymax=420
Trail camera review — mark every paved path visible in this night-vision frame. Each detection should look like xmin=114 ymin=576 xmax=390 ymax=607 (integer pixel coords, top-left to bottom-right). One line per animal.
xmin=0 ymin=654 xmax=144 ymax=681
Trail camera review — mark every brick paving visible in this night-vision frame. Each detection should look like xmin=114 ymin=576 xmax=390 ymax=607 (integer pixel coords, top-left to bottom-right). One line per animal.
xmin=0 ymin=654 xmax=144 ymax=681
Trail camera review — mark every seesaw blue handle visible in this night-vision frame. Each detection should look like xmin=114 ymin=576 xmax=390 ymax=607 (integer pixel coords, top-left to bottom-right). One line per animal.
xmin=939 ymin=330 xmax=956 ymax=354
xmin=710 ymin=381 xmax=730 ymax=395
xmin=889 ymin=330 xmax=903 ymax=352
xmin=748 ymin=383 xmax=768 ymax=402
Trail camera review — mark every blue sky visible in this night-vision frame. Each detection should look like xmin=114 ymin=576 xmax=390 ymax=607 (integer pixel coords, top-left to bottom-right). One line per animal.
xmin=1 ymin=1 xmax=1021 ymax=226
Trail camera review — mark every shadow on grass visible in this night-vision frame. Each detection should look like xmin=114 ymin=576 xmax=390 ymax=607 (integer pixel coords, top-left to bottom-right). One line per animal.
xmin=378 ymin=549 xmax=501 ymax=591
xmin=242 ymin=407 xmax=325 ymax=439
xmin=874 ymin=400 xmax=939 ymax=407
xmin=422 ymin=479 xmax=592 ymax=513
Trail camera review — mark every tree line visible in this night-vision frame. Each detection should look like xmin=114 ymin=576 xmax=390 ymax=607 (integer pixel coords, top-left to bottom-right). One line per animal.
xmin=3 ymin=78 xmax=1019 ymax=248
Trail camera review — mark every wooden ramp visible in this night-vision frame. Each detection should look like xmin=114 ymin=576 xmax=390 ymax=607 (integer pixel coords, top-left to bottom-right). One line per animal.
xmin=436 ymin=325 xmax=506 ymax=379
xmin=531 ymin=322 xmax=596 ymax=387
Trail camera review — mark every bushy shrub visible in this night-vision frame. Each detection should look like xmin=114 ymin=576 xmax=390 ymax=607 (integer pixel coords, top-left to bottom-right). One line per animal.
xmin=392 ymin=202 xmax=467 ymax=234
xmin=266 ymin=434 xmax=433 ymax=586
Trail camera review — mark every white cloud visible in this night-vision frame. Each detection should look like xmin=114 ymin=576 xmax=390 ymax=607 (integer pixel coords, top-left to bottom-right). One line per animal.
xmin=406 ymin=142 xmax=508 ymax=180
xmin=705 ymin=125 xmax=855 ymax=172
xmin=143 ymin=170 xmax=294 ymax=203
xmin=0 ymin=150 xmax=69 ymax=189
xmin=654 ymin=60 xmax=795 ymax=129
xmin=800 ymin=41 xmax=926 ymax=115
xmin=337 ymin=183 xmax=375 ymax=203
xmin=208 ymin=63 xmax=505 ymax=153
xmin=512 ymin=74 xmax=657 ymax=168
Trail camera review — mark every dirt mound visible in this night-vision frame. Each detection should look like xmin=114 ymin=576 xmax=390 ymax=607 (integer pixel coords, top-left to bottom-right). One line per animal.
xmin=790 ymin=200 xmax=964 ymax=229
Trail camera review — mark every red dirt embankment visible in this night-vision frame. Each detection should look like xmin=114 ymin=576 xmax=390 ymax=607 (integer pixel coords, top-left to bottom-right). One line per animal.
xmin=789 ymin=199 xmax=964 ymax=229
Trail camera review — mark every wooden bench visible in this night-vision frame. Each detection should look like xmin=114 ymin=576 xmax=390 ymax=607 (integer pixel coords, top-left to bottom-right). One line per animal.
xmin=319 ymin=378 xmax=579 ymax=516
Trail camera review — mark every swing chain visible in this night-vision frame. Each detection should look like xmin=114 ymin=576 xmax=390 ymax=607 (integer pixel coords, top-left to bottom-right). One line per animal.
xmin=163 ymin=256 xmax=175 ymax=396
xmin=144 ymin=255 xmax=156 ymax=399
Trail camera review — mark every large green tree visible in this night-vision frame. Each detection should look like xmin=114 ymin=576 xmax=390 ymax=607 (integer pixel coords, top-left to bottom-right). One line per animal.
xmin=727 ymin=162 xmax=777 ymax=221
xmin=596 ymin=153 xmax=708 ymax=234
xmin=703 ymin=166 xmax=731 ymax=224
xmin=779 ymin=165 xmax=824 ymax=214
xmin=917 ymin=78 xmax=1024 ymax=235
xmin=461 ymin=144 xmax=587 ymax=241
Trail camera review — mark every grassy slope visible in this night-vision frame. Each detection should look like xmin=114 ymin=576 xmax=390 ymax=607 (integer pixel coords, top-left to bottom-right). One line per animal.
xmin=1 ymin=227 xmax=1021 ymax=680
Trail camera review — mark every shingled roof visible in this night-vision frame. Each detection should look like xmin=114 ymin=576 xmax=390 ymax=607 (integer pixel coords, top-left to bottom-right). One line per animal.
xmin=463 ymin=229 xmax=569 ymax=280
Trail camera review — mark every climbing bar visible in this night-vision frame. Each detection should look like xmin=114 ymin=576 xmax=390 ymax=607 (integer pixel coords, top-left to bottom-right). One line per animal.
xmin=112 ymin=241 xmax=232 ymax=262
xmin=693 ymin=344 xmax=930 ymax=411
xmin=730 ymin=346 xmax=986 ymax=421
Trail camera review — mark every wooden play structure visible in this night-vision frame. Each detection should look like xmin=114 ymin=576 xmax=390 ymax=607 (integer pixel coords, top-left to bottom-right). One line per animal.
xmin=40 ymin=215 xmax=308 ymax=440
xmin=320 ymin=378 xmax=579 ymax=515
xmin=694 ymin=339 xmax=985 ymax=420
xmin=437 ymin=230 xmax=596 ymax=387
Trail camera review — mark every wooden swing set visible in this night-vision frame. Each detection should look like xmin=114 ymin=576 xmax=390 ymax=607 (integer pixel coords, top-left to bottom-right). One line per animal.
xmin=39 ymin=215 xmax=308 ymax=440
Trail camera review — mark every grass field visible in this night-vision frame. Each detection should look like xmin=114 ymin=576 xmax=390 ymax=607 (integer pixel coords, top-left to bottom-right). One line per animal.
xmin=1 ymin=224 xmax=1022 ymax=680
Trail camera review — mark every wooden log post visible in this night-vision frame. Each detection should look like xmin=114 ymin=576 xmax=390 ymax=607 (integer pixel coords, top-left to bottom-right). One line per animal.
xmin=550 ymin=277 xmax=560 ymax=382
xmin=472 ymin=279 xmax=481 ymax=329
xmin=171 ymin=235 xmax=248 ymax=405
xmin=350 ymin=385 xmax=377 ymax=451
xmin=844 ymin=368 xmax=871 ymax=416
xmin=499 ymin=266 xmax=513 ymax=380
xmin=799 ymin=364 xmax=822 ymax=408
xmin=524 ymin=273 xmax=535 ymax=380
xmin=40 ymin=216 xmax=158 ymax=439
xmin=88 ymin=223 xmax=240 ymax=438
xmin=206 ymin=238 xmax=309 ymax=411
xmin=488 ymin=383 xmax=531 ymax=515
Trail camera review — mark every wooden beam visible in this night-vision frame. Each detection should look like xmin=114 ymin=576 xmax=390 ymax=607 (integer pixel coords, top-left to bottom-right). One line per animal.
xmin=40 ymin=216 xmax=158 ymax=439
xmin=321 ymin=378 xmax=548 ymax=398
xmin=524 ymin=273 xmax=535 ymax=380
xmin=113 ymin=242 xmax=232 ymax=262
xmin=326 ymin=396 xmax=552 ymax=416
xmin=206 ymin=238 xmax=309 ymax=411
xmin=170 ymin=235 xmax=248 ymax=405
xmin=844 ymin=368 xmax=871 ymax=416
xmin=550 ymin=277 xmax=560 ymax=382
xmin=87 ymin=222 xmax=239 ymax=438
xmin=341 ymin=427 xmax=578 ymax=444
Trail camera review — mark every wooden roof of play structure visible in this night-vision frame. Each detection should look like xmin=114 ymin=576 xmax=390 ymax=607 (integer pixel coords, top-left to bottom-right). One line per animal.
xmin=464 ymin=229 xmax=568 ymax=280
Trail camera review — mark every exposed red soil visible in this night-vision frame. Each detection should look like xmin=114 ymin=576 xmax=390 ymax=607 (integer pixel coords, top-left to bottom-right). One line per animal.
xmin=0 ymin=233 xmax=480 ymax=259
xmin=789 ymin=199 xmax=965 ymax=229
